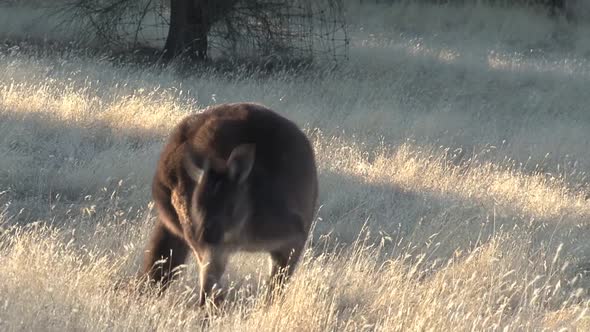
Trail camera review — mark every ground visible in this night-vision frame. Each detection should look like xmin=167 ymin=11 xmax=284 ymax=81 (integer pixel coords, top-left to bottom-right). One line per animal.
xmin=1 ymin=1 xmax=590 ymax=331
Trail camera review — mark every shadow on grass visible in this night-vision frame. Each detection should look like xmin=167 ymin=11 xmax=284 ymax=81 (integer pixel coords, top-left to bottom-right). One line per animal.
xmin=0 ymin=108 xmax=166 ymax=223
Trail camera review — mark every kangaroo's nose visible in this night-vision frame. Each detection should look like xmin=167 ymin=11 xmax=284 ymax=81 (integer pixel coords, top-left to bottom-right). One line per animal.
xmin=203 ymin=221 xmax=223 ymax=244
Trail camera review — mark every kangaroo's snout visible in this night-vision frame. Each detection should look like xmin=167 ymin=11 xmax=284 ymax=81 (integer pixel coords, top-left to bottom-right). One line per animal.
xmin=202 ymin=221 xmax=224 ymax=245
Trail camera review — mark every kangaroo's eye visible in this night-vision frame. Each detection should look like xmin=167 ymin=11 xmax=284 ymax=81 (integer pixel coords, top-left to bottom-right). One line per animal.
xmin=212 ymin=182 xmax=221 ymax=194
xmin=205 ymin=177 xmax=221 ymax=195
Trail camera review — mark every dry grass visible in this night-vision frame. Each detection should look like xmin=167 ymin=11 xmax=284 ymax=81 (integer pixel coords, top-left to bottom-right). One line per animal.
xmin=2 ymin=1 xmax=590 ymax=331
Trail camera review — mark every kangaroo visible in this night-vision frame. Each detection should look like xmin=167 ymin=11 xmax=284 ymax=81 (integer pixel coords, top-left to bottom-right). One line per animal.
xmin=140 ymin=102 xmax=319 ymax=306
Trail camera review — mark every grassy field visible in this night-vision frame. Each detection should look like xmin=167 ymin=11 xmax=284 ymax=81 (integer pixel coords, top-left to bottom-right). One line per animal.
xmin=2 ymin=1 xmax=590 ymax=331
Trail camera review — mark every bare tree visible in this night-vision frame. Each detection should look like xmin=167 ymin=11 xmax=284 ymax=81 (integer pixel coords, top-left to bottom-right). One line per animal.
xmin=163 ymin=0 xmax=236 ymax=60
xmin=57 ymin=0 xmax=348 ymax=63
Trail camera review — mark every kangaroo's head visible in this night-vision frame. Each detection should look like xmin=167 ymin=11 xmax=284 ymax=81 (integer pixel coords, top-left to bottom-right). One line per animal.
xmin=184 ymin=144 xmax=256 ymax=245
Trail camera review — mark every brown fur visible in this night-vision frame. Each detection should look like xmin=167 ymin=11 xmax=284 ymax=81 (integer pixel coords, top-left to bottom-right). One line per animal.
xmin=141 ymin=102 xmax=319 ymax=306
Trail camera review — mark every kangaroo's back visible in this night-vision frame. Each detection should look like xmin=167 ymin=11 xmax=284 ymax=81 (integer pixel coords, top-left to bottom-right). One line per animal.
xmin=180 ymin=103 xmax=318 ymax=225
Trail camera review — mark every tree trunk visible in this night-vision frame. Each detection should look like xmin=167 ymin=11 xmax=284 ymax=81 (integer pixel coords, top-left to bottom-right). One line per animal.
xmin=163 ymin=0 xmax=209 ymax=61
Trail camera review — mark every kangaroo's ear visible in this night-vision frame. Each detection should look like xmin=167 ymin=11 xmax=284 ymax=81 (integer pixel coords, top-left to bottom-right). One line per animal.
xmin=183 ymin=152 xmax=209 ymax=183
xmin=227 ymin=144 xmax=256 ymax=184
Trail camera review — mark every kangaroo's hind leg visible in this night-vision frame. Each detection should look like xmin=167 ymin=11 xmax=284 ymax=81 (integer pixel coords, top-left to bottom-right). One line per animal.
xmin=261 ymin=211 xmax=309 ymax=301
xmin=269 ymin=242 xmax=305 ymax=296
xmin=141 ymin=181 xmax=191 ymax=293
xmin=142 ymin=221 xmax=190 ymax=291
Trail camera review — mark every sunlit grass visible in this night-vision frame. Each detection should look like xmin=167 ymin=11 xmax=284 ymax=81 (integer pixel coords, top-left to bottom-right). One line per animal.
xmin=2 ymin=70 xmax=590 ymax=330
xmin=2 ymin=1 xmax=590 ymax=330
